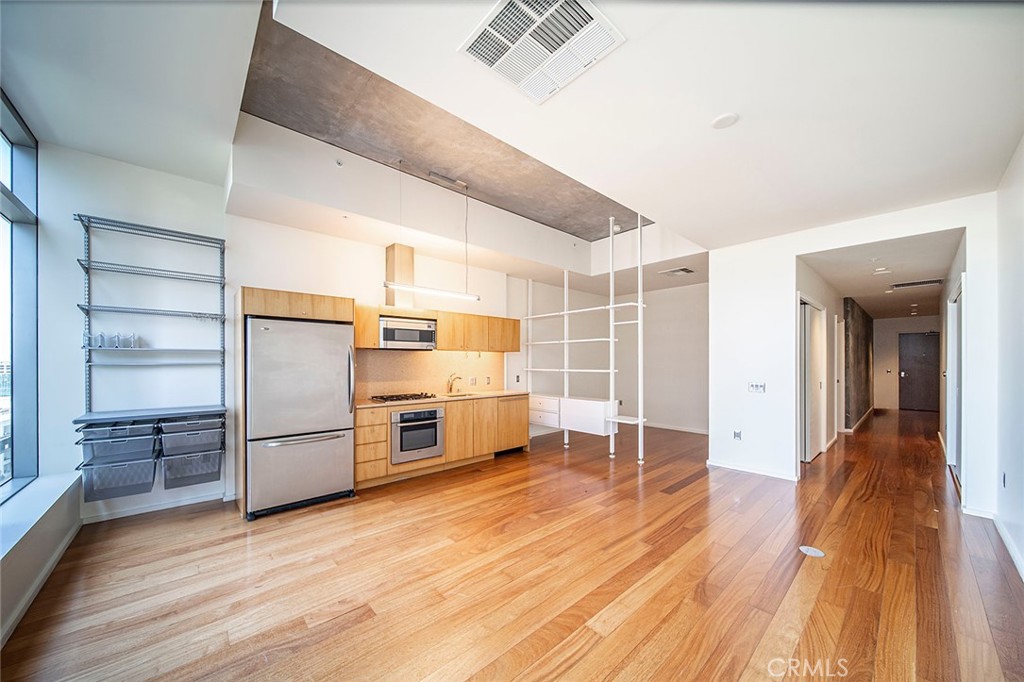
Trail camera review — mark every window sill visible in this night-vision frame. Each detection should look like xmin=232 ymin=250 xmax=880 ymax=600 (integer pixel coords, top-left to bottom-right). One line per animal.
xmin=0 ymin=471 xmax=80 ymax=558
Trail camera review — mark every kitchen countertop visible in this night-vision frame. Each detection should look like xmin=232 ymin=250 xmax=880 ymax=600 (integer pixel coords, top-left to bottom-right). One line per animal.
xmin=355 ymin=389 xmax=529 ymax=409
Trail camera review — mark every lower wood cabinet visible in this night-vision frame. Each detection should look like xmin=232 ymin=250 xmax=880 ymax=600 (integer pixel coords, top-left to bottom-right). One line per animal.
xmin=472 ymin=398 xmax=498 ymax=457
xmin=356 ymin=395 xmax=529 ymax=488
xmin=496 ymin=396 xmax=529 ymax=451
xmin=444 ymin=399 xmax=474 ymax=463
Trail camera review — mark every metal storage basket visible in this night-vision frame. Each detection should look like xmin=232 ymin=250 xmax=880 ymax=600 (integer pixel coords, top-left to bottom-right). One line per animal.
xmin=161 ymin=429 xmax=223 ymax=456
xmin=79 ymin=435 xmax=156 ymax=463
xmin=82 ymin=458 xmax=156 ymax=502
xmin=78 ymin=423 xmax=155 ymax=440
xmin=160 ymin=418 xmax=224 ymax=434
xmin=162 ymin=450 xmax=222 ymax=489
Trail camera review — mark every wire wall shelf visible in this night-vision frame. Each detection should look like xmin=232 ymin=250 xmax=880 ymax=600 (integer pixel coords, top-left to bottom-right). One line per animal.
xmin=77 ymin=214 xmax=226 ymax=414
xmin=78 ymin=259 xmax=225 ymax=285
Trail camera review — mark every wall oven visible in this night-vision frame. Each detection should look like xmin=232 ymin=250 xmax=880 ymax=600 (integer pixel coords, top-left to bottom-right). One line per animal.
xmin=379 ymin=316 xmax=436 ymax=350
xmin=391 ymin=407 xmax=445 ymax=464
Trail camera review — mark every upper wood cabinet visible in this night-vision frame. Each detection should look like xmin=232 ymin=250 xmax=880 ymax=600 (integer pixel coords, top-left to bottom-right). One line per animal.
xmin=240 ymin=287 xmax=353 ymax=323
xmin=436 ymin=310 xmax=466 ymax=351
xmin=465 ymin=314 xmax=489 ymax=351
xmin=354 ymin=304 xmax=380 ymax=349
xmin=488 ymin=316 xmax=520 ymax=352
xmin=356 ymin=303 xmax=520 ymax=353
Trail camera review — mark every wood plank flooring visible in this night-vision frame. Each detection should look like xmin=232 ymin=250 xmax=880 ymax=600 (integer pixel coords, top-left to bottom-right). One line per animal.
xmin=3 ymin=411 xmax=1023 ymax=681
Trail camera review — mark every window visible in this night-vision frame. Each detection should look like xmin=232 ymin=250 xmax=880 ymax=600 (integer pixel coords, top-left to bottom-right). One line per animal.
xmin=0 ymin=90 xmax=38 ymax=504
xmin=0 ymin=216 xmax=10 ymax=487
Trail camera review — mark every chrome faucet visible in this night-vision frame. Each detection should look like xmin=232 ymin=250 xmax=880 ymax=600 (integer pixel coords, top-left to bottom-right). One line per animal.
xmin=447 ymin=372 xmax=462 ymax=394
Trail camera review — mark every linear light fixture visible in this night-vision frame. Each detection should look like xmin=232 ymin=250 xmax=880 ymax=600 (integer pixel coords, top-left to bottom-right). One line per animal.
xmin=383 ymin=281 xmax=481 ymax=301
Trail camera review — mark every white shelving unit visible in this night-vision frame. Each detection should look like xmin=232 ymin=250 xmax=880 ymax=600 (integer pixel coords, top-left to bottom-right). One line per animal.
xmin=524 ymin=215 xmax=647 ymax=464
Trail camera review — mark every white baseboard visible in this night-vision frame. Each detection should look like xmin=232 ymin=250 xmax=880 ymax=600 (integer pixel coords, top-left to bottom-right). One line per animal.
xmin=847 ymin=408 xmax=873 ymax=433
xmin=82 ymin=491 xmax=229 ymax=524
xmin=826 ymin=435 xmax=837 ymax=450
xmin=1 ymin=518 xmax=81 ymax=647
xmin=962 ymin=506 xmax=995 ymax=520
xmin=644 ymin=422 xmax=709 ymax=436
xmin=994 ymin=516 xmax=1024 ymax=584
xmin=706 ymin=459 xmax=798 ymax=482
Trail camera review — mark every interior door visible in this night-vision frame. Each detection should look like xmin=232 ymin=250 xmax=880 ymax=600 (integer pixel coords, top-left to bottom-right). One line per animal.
xmin=899 ymin=332 xmax=940 ymax=411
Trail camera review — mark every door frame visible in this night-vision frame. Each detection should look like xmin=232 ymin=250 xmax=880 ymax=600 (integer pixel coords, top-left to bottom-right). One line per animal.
xmin=945 ymin=274 xmax=964 ymax=482
xmin=796 ymin=292 xmax=828 ymax=471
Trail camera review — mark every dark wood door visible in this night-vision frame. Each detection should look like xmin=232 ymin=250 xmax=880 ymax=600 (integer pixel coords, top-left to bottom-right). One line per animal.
xmin=899 ymin=332 xmax=940 ymax=411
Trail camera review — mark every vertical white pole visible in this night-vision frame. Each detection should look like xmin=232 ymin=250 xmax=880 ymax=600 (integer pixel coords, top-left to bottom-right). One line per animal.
xmin=527 ymin=279 xmax=533 ymax=396
xmin=563 ymin=269 xmax=570 ymax=449
xmin=609 ymin=217 xmax=616 ymax=459
xmin=637 ymin=213 xmax=645 ymax=465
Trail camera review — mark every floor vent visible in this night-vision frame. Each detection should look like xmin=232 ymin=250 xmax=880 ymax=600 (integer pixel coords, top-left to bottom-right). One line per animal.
xmin=460 ymin=0 xmax=625 ymax=104
xmin=891 ymin=278 xmax=944 ymax=289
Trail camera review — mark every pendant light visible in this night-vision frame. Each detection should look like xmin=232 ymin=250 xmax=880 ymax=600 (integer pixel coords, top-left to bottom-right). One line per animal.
xmin=383 ymin=164 xmax=480 ymax=301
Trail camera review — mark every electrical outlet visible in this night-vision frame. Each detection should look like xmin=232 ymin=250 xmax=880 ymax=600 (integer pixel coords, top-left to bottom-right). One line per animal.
xmin=619 ymin=399 xmax=623 ymax=406
xmin=1004 ymin=472 xmax=1007 ymax=488
xmin=485 ymin=376 xmax=491 ymax=385
xmin=748 ymin=382 xmax=766 ymax=393
xmin=469 ymin=377 xmax=477 ymax=386
xmin=733 ymin=430 xmax=742 ymax=440
xmin=516 ymin=374 xmax=520 ymax=383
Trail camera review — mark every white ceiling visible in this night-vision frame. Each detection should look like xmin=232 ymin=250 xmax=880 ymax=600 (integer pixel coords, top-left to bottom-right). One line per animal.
xmin=0 ymin=0 xmax=261 ymax=186
xmin=799 ymin=228 xmax=964 ymax=319
xmin=275 ymin=1 xmax=1024 ymax=250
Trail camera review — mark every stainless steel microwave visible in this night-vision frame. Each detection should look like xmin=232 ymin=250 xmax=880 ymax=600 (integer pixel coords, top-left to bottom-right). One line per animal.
xmin=379 ymin=316 xmax=436 ymax=350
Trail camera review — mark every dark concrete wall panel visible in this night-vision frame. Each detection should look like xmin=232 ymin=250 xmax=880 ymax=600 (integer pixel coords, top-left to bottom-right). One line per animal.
xmin=844 ymin=297 xmax=874 ymax=429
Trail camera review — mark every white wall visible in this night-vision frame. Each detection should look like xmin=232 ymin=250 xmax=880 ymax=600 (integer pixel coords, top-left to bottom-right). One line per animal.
xmin=873 ymin=315 xmax=941 ymax=410
xmin=996 ymin=133 xmax=1024 ymax=577
xmin=615 ymin=283 xmax=709 ymax=434
xmin=796 ymin=259 xmax=841 ymax=445
xmin=37 ymin=143 xmax=227 ymax=484
xmin=36 ymin=143 xmax=516 ymax=522
xmin=229 ymin=114 xmax=591 ymax=276
xmin=709 ymin=193 xmax=999 ymax=508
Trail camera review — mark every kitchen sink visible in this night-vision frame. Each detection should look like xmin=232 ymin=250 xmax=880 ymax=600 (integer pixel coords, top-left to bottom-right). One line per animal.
xmin=444 ymin=392 xmax=479 ymax=398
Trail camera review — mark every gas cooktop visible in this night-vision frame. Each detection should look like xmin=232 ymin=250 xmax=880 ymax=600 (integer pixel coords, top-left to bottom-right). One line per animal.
xmin=369 ymin=392 xmax=437 ymax=403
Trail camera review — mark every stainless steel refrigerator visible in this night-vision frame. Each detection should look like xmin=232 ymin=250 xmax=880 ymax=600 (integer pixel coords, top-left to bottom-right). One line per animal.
xmin=245 ymin=316 xmax=355 ymax=519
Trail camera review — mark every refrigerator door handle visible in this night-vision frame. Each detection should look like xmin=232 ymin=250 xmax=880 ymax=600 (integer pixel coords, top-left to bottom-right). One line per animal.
xmin=261 ymin=433 xmax=346 ymax=448
xmin=348 ymin=345 xmax=355 ymax=414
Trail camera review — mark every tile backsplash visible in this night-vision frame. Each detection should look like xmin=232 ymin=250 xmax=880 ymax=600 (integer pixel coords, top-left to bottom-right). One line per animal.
xmin=354 ymin=349 xmax=505 ymax=400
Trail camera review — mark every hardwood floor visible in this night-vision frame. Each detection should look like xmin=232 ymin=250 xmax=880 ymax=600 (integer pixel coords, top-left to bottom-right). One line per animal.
xmin=3 ymin=411 xmax=1023 ymax=681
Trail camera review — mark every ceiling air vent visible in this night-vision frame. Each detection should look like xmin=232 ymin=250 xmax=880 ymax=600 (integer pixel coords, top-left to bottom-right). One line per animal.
xmin=460 ymin=0 xmax=625 ymax=104
xmin=658 ymin=267 xmax=695 ymax=277
xmin=891 ymin=278 xmax=944 ymax=289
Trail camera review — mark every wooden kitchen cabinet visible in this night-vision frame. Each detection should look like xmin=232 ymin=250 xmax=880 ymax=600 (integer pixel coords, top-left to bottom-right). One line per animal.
xmin=436 ymin=311 xmax=466 ymax=350
xmin=355 ymin=407 xmax=388 ymax=484
xmin=488 ymin=316 xmax=520 ymax=352
xmin=496 ymin=395 xmax=529 ymax=451
xmin=240 ymin=287 xmax=353 ymax=322
xmin=444 ymin=399 xmax=474 ymax=463
xmin=473 ymin=398 xmax=498 ymax=456
xmin=354 ymin=304 xmax=379 ymax=349
xmin=465 ymin=314 xmax=489 ymax=350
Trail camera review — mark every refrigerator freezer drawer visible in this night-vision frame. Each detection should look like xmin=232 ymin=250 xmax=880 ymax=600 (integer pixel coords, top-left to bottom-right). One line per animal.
xmin=247 ymin=430 xmax=354 ymax=515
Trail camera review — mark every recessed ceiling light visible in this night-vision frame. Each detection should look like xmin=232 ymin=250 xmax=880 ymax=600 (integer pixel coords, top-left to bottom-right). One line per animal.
xmin=884 ymin=289 xmax=894 ymax=294
xmin=336 ymin=159 xmax=344 ymax=167
xmin=872 ymin=270 xmax=892 ymax=276
xmin=910 ymin=303 xmax=918 ymax=307
xmin=911 ymin=312 xmax=918 ymax=316
xmin=711 ymin=112 xmax=739 ymax=130
xmin=874 ymin=267 xmax=887 ymax=272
